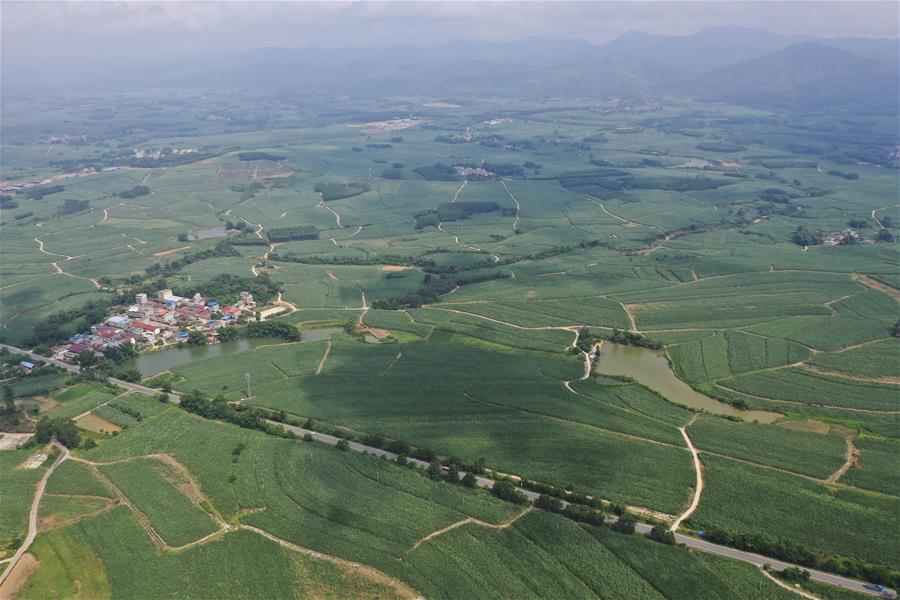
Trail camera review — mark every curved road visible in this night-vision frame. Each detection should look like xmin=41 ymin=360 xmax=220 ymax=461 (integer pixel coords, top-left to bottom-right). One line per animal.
xmin=0 ymin=343 xmax=893 ymax=598
xmin=273 ymin=419 xmax=895 ymax=598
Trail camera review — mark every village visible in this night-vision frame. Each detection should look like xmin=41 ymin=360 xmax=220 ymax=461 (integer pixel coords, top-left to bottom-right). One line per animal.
xmin=51 ymin=287 xmax=257 ymax=363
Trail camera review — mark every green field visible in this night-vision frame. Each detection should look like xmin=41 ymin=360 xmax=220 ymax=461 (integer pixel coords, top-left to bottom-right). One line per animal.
xmin=98 ymin=457 xmax=221 ymax=548
xmin=2 ymin=81 xmax=898 ymax=597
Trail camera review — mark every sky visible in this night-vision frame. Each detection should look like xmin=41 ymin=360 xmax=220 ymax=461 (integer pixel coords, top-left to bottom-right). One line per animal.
xmin=3 ymin=1 xmax=898 ymax=88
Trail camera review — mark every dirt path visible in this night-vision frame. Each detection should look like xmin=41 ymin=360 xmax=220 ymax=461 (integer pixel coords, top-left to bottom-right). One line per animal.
xmin=563 ymin=343 xmax=598 ymax=394
xmin=612 ymin=299 xmax=638 ymax=332
xmin=357 ymin=290 xmax=368 ymax=328
xmin=826 ymin=437 xmax=860 ymax=484
xmin=315 ymin=339 xmax=332 ymax=376
xmin=272 ymin=292 xmax=298 ymax=317
xmin=670 ymin=415 xmax=703 ymax=532
xmin=241 ymin=525 xmax=419 ymax=599
xmin=450 ymin=180 xmax=467 ymax=203
xmin=71 ymin=454 xmax=233 ymax=552
xmin=584 ymin=195 xmax=637 ymax=226
xmin=316 ymin=194 xmax=343 ymax=228
xmin=798 ymin=363 xmax=900 ymax=385
xmin=411 ymin=507 xmax=532 ymax=550
xmin=856 ymin=274 xmax=900 ymax=301
xmin=381 ymin=352 xmax=402 ymax=376
xmin=153 ymin=245 xmax=191 ymax=258
xmin=0 ymin=443 xmax=69 ymax=588
xmin=500 ymin=179 xmax=521 ymax=231
xmin=760 ymin=568 xmax=819 ymax=600
xmin=870 ymin=204 xmax=899 ymax=229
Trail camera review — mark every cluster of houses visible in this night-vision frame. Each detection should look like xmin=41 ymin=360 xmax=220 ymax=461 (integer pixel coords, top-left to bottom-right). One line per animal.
xmin=53 ymin=288 xmax=257 ymax=363
xmin=823 ymin=228 xmax=873 ymax=247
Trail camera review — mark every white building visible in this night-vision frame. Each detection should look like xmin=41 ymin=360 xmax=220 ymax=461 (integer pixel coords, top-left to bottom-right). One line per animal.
xmin=135 ymin=292 xmax=148 ymax=305
xmin=157 ymin=289 xmax=174 ymax=302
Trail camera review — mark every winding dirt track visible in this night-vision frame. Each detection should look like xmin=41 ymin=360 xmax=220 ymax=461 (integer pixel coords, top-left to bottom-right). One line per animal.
xmin=670 ymin=416 xmax=703 ymax=532
xmin=411 ymin=507 xmax=532 ymax=550
xmin=0 ymin=443 xmax=69 ymax=587
xmin=826 ymin=437 xmax=860 ymax=484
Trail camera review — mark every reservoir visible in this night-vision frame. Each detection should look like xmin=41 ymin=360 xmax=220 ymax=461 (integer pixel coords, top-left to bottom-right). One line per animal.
xmin=132 ymin=328 xmax=343 ymax=376
xmin=595 ymin=342 xmax=782 ymax=423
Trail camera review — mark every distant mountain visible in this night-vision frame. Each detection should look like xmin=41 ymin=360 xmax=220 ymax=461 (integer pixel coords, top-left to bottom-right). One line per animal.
xmin=689 ymin=42 xmax=900 ymax=111
xmin=602 ymin=26 xmax=898 ymax=75
xmin=5 ymin=26 xmax=897 ymax=114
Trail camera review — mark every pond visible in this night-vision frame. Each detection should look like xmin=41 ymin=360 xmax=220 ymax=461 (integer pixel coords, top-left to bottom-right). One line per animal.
xmin=132 ymin=328 xmax=344 ymax=376
xmin=595 ymin=342 xmax=782 ymax=423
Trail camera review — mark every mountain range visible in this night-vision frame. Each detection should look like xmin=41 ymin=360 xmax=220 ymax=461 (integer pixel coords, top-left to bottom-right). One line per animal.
xmin=10 ymin=26 xmax=900 ymax=112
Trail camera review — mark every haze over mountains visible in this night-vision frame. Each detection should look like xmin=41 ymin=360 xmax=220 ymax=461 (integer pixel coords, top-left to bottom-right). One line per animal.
xmin=7 ymin=26 xmax=899 ymax=112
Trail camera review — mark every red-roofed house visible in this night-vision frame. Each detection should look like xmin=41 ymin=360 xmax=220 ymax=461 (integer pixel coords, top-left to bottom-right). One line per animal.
xmin=131 ymin=321 xmax=161 ymax=335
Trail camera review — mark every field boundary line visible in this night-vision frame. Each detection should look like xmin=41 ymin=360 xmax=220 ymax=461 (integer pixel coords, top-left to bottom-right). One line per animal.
xmin=712 ymin=382 xmax=900 ymax=415
xmin=240 ymin=525 xmax=420 ymax=599
xmin=411 ymin=506 xmax=533 ymax=550
xmin=315 ymin=339 xmax=332 ymax=375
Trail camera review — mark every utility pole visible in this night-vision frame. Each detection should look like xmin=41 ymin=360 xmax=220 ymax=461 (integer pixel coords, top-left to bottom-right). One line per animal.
xmin=244 ymin=372 xmax=252 ymax=399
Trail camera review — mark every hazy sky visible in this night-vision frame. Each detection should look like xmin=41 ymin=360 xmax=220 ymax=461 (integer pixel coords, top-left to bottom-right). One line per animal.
xmin=2 ymin=1 xmax=897 ymax=88
xmin=4 ymin=1 xmax=898 ymax=55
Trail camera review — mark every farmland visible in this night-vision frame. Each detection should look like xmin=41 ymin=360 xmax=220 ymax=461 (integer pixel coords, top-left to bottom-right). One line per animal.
xmin=1 ymin=71 xmax=898 ymax=598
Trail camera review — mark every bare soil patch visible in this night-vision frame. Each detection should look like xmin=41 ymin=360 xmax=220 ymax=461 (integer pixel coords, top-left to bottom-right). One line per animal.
xmin=366 ymin=328 xmax=392 ymax=340
xmin=0 ymin=433 xmax=32 ymax=451
xmin=380 ymin=265 xmax=413 ymax=272
xmin=0 ymin=553 xmax=39 ymax=598
xmin=74 ymin=413 xmax=122 ymax=434
xmin=19 ymin=452 xmax=48 ymax=469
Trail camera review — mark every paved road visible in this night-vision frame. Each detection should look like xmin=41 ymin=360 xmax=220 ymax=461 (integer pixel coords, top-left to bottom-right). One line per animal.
xmin=0 ymin=344 xmax=182 ymax=403
xmin=0 ymin=442 xmax=69 ymax=587
xmin=1 ymin=344 xmax=894 ymax=598
xmin=275 ymin=421 xmax=895 ymax=598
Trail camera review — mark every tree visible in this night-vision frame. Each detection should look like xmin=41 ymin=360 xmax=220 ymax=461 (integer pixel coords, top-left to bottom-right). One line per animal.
xmin=647 ymin=524 xmax=676 ymax=545
xmin=877 ymin=228 xmax=895 ymax=242
xmin=492 ymin=480 xmax=527 ymax=504
xmin=2 ymin=385 xmax=15 ymax=413
xmin=612 ymin=514 xmax=636 ymax=535
xmin=427 ymin=459 xmax=444 ymax=481
xmin=791 ymin=226 xmax=821 ymax=247
xmin=461 ymin=471 xmax=477 ymax=488
xmin=778 ymin=567 xmax=811 ymax=583
xmin=447 ymin=465 xmax=460 ymax=484
xmin=186 ymin=330 xmax=207 ymax=346
xmin=33 ymin=417 xmax=81 ymax=448
xmin=535 ymin=494 xmax=563 ymax=513
xmin=35 ymin=417 xmax=54 ymax=443
xmin=77 ymin=349 xmax=97 ymax=368
xmin=335 ymin=439 xmax=349 ymax=451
